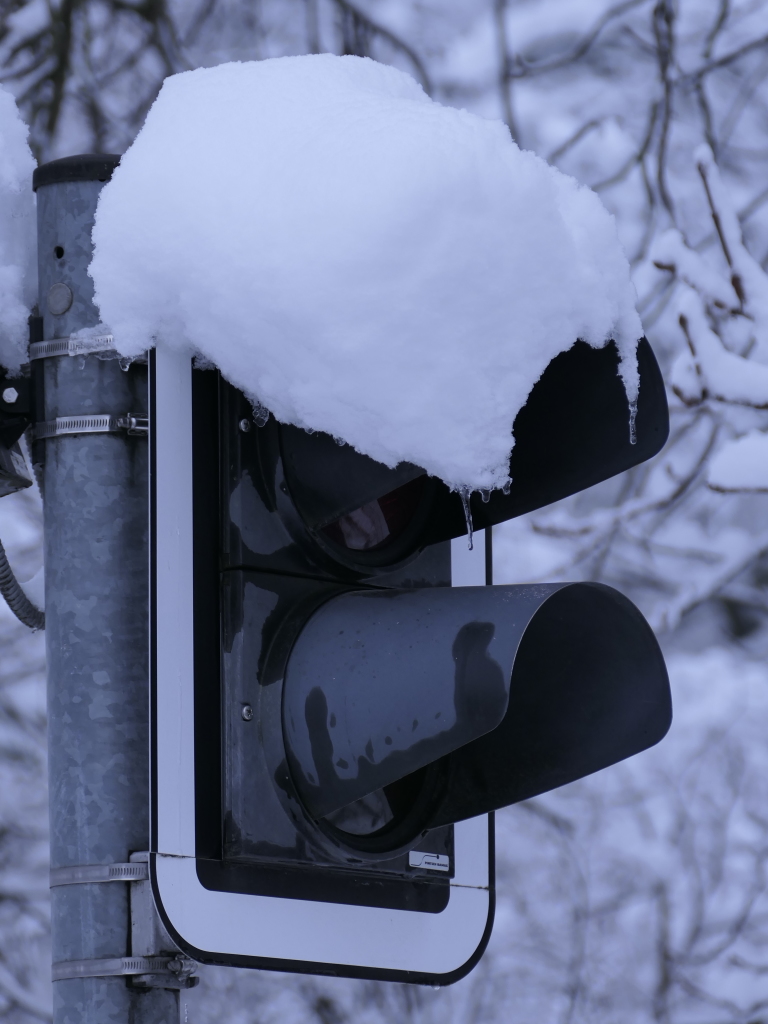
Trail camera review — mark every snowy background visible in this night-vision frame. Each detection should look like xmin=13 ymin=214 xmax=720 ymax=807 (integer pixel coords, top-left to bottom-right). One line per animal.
xmin=3 ymin=0 xmax=768 ymax=1020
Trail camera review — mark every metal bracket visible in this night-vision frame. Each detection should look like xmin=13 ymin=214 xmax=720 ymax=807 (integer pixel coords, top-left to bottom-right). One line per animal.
xmin=31 ymin=414 xmax=148 ymax=441
xmin=50 ymin=862 xmax=149 ymax=887
xmin=29 ymin=333 xmax=116 ymax=361
xmin=128 ymin=852 xmax=199 ymax=990
xmin=50 ymin=854 xmax=199 ymax=990
xmin=52 ymin=956 xmax=196 ymax=983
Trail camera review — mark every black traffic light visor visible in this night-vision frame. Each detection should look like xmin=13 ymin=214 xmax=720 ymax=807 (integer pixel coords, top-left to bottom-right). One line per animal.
xmin=280 ymin=336 xmax=668 ymax=546
xmin=282 ymin=581 xmax=670 ymax=825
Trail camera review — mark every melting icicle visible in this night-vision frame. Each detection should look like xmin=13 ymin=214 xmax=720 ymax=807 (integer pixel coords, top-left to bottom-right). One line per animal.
xmin=628 ymin=398 xmax=638 ymax=445
xmin=502 ymin=480 xmax=512 ymax=496
xmin=480 ymin=488 xmax=491 ymax=504
xmin=118 ymin=356 xmax=132 ymax=372
xmin=458 ymin=486 xmax=474 ymax=550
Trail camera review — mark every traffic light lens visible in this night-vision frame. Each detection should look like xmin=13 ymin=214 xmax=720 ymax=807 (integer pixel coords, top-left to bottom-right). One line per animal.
xmin=324 ymin=788 xmax=394 ymax=834
xmin=323 ymin=769 xmax=427 ymax=836
xmin=319 ymin=765 xmax=443 ymax=854
xmin=321 ymin=476 xmax=426 ymax=552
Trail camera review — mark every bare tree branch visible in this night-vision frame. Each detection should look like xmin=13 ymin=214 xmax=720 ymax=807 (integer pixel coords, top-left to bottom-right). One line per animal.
xmin=511 ymin=0 xmax=652 ymax=78
xmin=493 ymin=0 xmax=519 ymax=141
xmin=688 ymin=32 xmax=768 ymax=82
xmin=653 ymin=0 xmax=677 ymax=219
xmin=333 ymin=0 xmax=431 ymax=93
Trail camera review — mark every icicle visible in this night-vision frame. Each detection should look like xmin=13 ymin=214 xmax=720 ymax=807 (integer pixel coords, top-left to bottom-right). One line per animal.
xmin=480 ymin=488 xmax=491 ymax=503
xmin=458 ymin=486 xmax=474 ymax=550
xmin=628 ymin=398 xmax=638 ymax=445
xmin=502 ymin=480 xmax=512 ymax=495
xmin=118 ymin=356 xmax=132 ymax=372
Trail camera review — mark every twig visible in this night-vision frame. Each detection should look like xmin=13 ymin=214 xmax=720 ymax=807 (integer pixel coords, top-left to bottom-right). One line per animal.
xmin=688 ymin=32 xmax=768 ymax=82
xmin=704 ymin=0 xmax=729 ymax=60
xmin=511 ymin=0 xmax=652 ymax=77
xmin=493 ymin=0 xmax=519 ymax=141
xmin=678 ymin=313 xmax=707 ymax=397
xmin=332 ymin=0 xmax=431 ymax=93
xmin=548 ymin=118 xmax=603 ymax=163
xmin=653 ymin=0 xmax=677 ymax=219
xmin=593 ymin=100 xmax=658 ymax=191
xmin=697 ymin=158 xmax=746 ymax=306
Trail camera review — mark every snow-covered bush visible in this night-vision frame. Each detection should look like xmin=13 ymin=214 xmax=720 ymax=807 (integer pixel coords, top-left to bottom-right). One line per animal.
xmin=498 ymin=147 xmax=768 ymax=633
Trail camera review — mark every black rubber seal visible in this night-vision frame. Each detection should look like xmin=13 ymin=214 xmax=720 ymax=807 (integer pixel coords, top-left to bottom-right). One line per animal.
xmin=33 ymin=153 xmax=121 ymax=191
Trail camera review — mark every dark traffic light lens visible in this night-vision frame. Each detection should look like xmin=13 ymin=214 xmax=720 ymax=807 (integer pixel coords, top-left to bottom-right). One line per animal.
xmin=278 ymin=425 xmax=436 ymax=569
xmin=321 ymin=476 xmax=427 ymax=552
xmin=324 ymin=789 xmax=394 ymax=834
xmin=320 ymin=766 xmax=443 ymax=854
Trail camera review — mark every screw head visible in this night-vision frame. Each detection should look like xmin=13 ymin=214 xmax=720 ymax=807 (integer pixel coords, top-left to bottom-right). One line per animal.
xmin=241 ymin=704 xmax=254 ymax=721
xmin=238 ymin=418 xmax=251 ymax=433
xmin=2 ymin=387 xmax=18 ymax=405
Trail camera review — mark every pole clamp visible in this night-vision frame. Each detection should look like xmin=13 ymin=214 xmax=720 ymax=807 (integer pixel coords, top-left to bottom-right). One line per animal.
xmin=29 ymin=333 xmax=116 ymax=361
xmin=50 ymin=862 xmax=149 ymax=887
xmin=52 ymin=955 xmax=197 ymax=987
xmin=50 ymin=857 xmax=200 ymax=989
xmin=31 ymin=414 xmax=148 ymax=441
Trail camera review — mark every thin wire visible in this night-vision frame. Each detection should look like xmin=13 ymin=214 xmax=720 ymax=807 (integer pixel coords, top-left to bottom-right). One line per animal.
xmin=0 ymin=539 xmax=44 ymax=631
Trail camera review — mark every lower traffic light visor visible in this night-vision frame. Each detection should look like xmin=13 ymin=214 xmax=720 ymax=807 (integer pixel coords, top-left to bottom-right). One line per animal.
xmin=282 ymin=583 xmax=671 ymax=823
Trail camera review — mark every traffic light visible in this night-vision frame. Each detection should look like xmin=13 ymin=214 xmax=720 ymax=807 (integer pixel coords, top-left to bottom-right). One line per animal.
xmin=151 ymin=330 xmax=671 ymax=982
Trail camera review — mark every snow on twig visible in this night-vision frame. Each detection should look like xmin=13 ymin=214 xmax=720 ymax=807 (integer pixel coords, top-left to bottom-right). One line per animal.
xmin=708 ymin=430 xmax=768 ymax=491
xmin=674 ymin=289 xmax=768 ymax=408
xmin=697 ymin=146 xmax=768 ymax=349
xmin=651 ymin=229 xmax=739 ymax=309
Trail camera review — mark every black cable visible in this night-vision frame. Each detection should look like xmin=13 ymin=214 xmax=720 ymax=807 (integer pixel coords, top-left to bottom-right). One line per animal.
xmin=0 ymin=539 xmax=44 ymax=631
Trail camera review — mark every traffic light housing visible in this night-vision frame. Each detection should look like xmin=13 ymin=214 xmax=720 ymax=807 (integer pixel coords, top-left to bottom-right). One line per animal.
xmin=225 ymin=335 xmax=666 ymax=567
xmin=151 ymin=333 xmax=670 ymax=982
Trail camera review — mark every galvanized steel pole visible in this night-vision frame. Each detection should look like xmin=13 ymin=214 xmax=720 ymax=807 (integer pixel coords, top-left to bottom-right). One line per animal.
xmin=35 ymin=156 xmax=178 ymax=1024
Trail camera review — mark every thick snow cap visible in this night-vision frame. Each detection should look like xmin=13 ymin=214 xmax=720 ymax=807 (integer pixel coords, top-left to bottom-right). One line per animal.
xmin=0 ymin=86 xmax=36 ymax=372
xmin=91 ymin=55 xmax=642 ymax=492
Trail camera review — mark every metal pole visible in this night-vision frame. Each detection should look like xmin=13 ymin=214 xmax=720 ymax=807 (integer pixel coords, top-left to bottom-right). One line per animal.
xmin=35 ymin=157 xmax=179 ymax=1023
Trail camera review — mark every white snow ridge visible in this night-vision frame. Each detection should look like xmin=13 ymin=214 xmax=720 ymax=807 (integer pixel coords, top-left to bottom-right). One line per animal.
xmin=91 ymin=54 xmax=642 ymax=492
